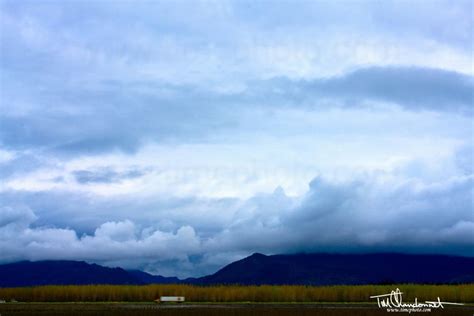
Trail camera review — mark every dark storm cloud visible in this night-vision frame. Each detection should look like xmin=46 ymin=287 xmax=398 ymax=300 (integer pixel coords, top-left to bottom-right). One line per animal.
xmin=318 ymin=67 xmax=473 ymax=113
xmin=255 ymin=67 xmax=473 ymax=114
xmin=73 ymin=168 xmax=145 ymax=184
xmin=207 ymin=174 xmax=474 ymax=257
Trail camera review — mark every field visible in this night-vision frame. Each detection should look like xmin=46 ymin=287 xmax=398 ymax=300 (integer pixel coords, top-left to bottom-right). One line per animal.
xmin=0 ymin=284 xmax=473 ymax=303
xmin=1 ymin=285 xmax=473 ymax=316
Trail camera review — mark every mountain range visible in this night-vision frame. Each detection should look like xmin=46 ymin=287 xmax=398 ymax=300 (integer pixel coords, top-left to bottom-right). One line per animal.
xmin=1 ymin=253 xmax=473 ymax=287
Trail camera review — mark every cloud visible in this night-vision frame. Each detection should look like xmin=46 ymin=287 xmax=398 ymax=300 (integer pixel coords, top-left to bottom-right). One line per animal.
xmin=1 ymin=0 xmax=472 ymax=156
xmin=0 ymin=206 xmax=201 ymax=277
xmin=0 ymin=66 xmax=471 ymax=157
xmin=0 ymin=81 xmax=238 ymax=154
xmin=455 ymin=144 xmax=474 ymax=175
xmin=314 ymin=67 xmax=473 ymax=114
xmin=2 ymin=0 xmax=470 ymax=83
xmin=73 ymin=168 xmax=145 ymax=184
xmin=94 ymin=220 xmax=136 ymax=242
xmin=206 ymin=174 xmax=474 ymax=258
xmin=253 ymin=67 xmax=473 ymax=114
xmin=0 ymin=205 xmax=36 ymax=228
xmin=0 ymin=171 xmax=472 ymax=277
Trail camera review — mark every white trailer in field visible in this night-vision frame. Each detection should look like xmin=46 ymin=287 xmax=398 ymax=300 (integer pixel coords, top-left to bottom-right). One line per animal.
xmin=154 ymin=296 xmax=185 ymax=303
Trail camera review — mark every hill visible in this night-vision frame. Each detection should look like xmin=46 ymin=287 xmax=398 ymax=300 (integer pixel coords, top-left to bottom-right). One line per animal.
xmin=1 ymin=253 xmax=473 ymax=287
xmin=192 ymin=253 xmax=474 ymax=285
xmin=0 ymin=261 xmax=171 ymax=287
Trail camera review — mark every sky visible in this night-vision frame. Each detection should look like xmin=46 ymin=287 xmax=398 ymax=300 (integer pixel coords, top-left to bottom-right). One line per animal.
xmin=0 ymin=0 xmax=473 ymax=278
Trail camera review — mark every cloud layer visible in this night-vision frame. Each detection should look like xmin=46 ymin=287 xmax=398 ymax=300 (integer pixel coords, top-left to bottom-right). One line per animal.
xmin=0 ymin=0 xmax=472 ymax=276
xmin=1 ymin=171 xmax=473 ymax=277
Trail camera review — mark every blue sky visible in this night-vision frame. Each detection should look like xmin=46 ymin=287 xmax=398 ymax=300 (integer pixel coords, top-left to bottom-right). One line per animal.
xmin=0 ymin=0 xmax=473 ymax=277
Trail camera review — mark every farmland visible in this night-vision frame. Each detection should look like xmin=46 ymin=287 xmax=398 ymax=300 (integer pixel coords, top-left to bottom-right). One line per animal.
xmin=0 ymin=284 xmax=472 ymax=303
xmin=1 ymin=284 xmax=473 ymax=316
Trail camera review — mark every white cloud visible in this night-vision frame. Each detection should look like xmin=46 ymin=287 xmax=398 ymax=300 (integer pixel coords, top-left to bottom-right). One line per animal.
xmin=94 ymin=220 xmax=136 ymax=242
xmin=0 ymin=209 xmax=201 ymax=277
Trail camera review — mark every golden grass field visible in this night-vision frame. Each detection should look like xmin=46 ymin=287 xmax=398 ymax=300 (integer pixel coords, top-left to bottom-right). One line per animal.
xmin=0 ymin=284 xmax=472 ymax=303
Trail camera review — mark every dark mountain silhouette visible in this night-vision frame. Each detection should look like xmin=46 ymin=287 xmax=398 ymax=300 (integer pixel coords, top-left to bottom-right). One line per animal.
xmin=0 ymin=261 xmax=173 ymax=287
xmin=1 ymin=253 xmax=473 ymax=287
xmin=127 ymin=270 xmax=180 ymax=284
xmin=192 ymin=253 xmax=474 ymax=285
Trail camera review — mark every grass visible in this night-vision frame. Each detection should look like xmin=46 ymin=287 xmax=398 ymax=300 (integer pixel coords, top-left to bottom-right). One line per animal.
xmin=0 ymin=284 xmax=472 ymax=303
